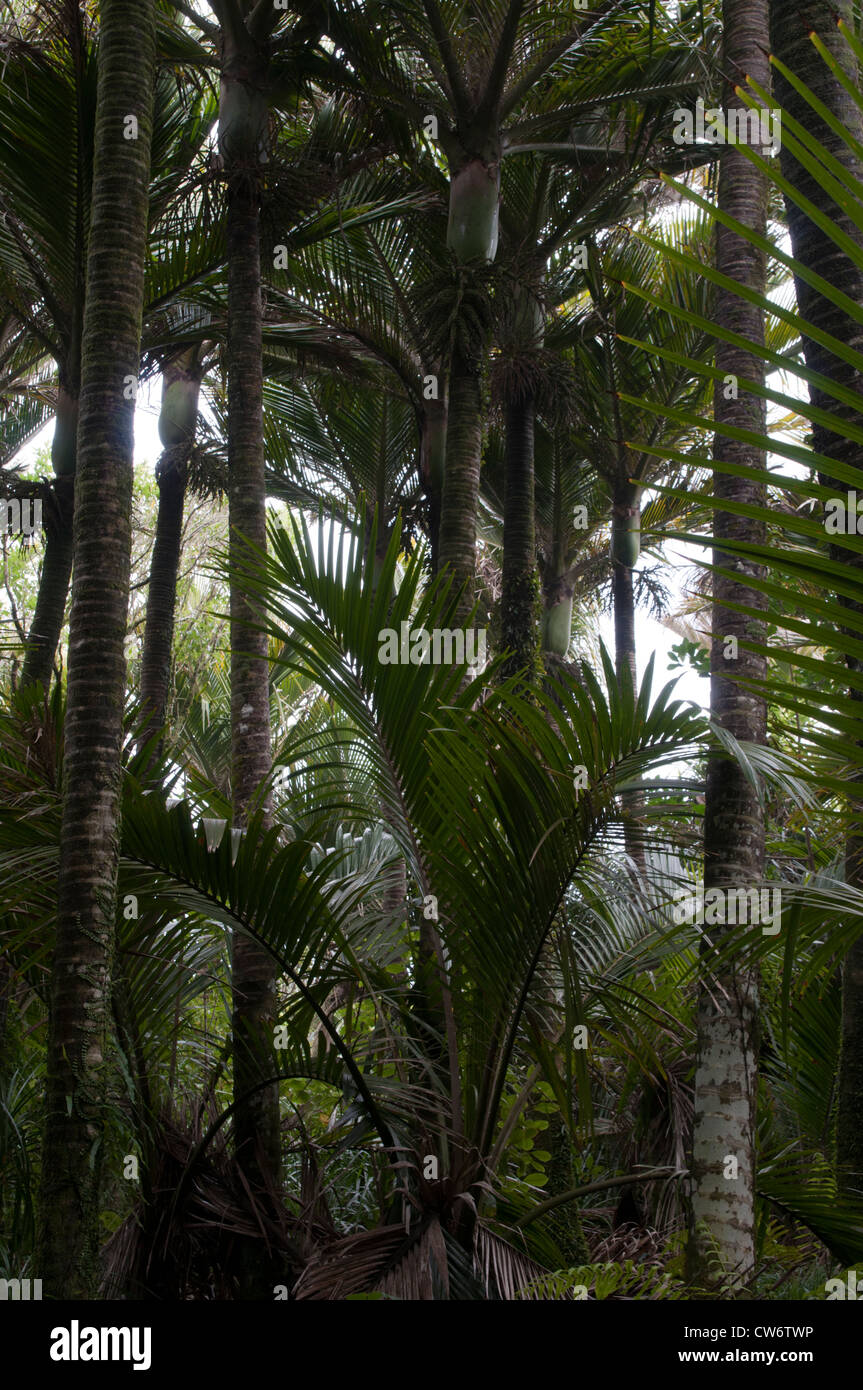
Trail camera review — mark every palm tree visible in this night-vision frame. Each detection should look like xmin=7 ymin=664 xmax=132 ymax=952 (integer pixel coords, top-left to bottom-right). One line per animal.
xmin=135 ymin=92 xmax=412 ymax=743
xmin=324 ymin=0 xmax=685 ymax=610
xmin=599 ymin=0 xmax=863 ymax=1267
xmin=687 ymin=0 xmax=771 ymax=1287
xmin=14 ymin=0 xmax=863 ymax=1306
xmin=230 ymin=512 xmax=708 ymax=1293
xmin=169 ymin=0 xmax=341 ymax=1289
xmin=553 ymin=223 xmax=716 ymax=681
xmin=36 ymin=0 xmax=157 ymax=1298
xmin=491 ymin=24 xmax=715 ymax=680
xmin=540 ymin=226 xmax=717 ymax=866
xmin=770 ymin=0 xmax=863 ymax=1197
xmin=257 ymin=166 xmax=451 ymax=563
xmin=206 ymin=0 xmax=285 ymax=1283
xmin=0 ymin=3 xmax=92 ymax=691
xmin=9 ymin=500 xmax=863 ymax=1295
xmin=0 ymin=8 xmax=219 ymax=692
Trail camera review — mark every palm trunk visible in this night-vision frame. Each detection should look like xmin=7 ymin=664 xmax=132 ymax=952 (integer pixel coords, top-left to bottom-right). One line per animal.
xmin=140 ymin=351 xmax=205 ymax=740
xmin=420 ymin=389 xmax=446 ymax=573
xmin=541 ymin=442 xmax=573 ymax=661
xmin=611 ymin=557 xmax=636 ymax=688
xmin=612 ymin=546 xmax=646 ymax=870
xmin=222 ymin=46 xmax=282 ymax=1232
xmin=139 ymin=451 xmax=186 ymax=739
xmin=36 ymin=0 xmax=156 ymax=1298
xmin=21 ymin=62 xmax=85 ymax=695
xmin=21 ymin=475 xmax=74 ymax=690
xmin=438 ymin=152 xmax=500 ymax=612
xmin=687 ymin=0 xmax=770 ymax=1287
xmin=500 ymin=393 xmax=539 ymax=680
xmin=438 ymin=349 xmax=484 ymax=608
xmin=771 ymin=0 xmax=863 ymax=1195
xmin=21 ymin=382 xmax=79 ymax=690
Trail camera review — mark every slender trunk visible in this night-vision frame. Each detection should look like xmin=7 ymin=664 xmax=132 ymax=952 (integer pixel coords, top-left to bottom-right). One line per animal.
xmin=140 ymin=351 xmax=205 ymax=740
xmin=687 ymin=0 xmax=769 ymax=1287
xmin=438 ymin=152 xmax=500 ymax=612
xmin=139 ymin=452 xmax=186 ymax=740
xmin=541 ymin=443 xmax=573 ymax=661
xmin=771 ymin=0 xmax=863 ymax=1194
xmin=21 ymin=475 xmax=74 ymax=690
xmin=612 ymin=548 xmax=646 ymax=870
xmin=24 ymin=0 xmax=88 ymax=693
xmin=420 ymin=388 xmax=446 ymax=574
xmin=223 ymin=59 xmax=281 ymax=1233
xmin=611 ymin=558 xmax=636 ymax=688
xmin=438 ymin=349 xmax=483 ymax=609
xmin=22 ymin=383 xmax=78 ymax=690
xmin=501 ymin=393 xmax=540 ymax=682
xmin=36 ymin=0 xmax=156 ymax=1298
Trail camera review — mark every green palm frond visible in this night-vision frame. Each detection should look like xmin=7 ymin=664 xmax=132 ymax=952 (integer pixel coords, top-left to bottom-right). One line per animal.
xmin=604 ymin=30 xmax=863 ymax=791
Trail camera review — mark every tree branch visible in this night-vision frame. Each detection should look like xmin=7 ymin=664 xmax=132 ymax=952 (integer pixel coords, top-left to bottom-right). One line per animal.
xmin=168 ymin=0 xmax=220 ymax=40
xmin=206 ymin=0 xmax=248 ymax=51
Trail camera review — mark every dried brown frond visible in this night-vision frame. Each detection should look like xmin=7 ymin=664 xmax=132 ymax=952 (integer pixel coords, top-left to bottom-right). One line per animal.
xmin=473 ymin=1225 xmax=552 ymax=1301
xmin=99 ymin=1108 xmax=309 ymax=1300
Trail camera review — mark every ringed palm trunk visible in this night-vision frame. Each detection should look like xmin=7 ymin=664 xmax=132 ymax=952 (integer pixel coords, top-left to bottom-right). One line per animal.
xmin=687 ymin=0 xmax=770 ymax=1288
xmin=221 ymin=34 xmax=282 ymax=1257
xmin=438 ymin=154 xmax=500 ymax=613
xmin=36 ymin=0 xmax=156 ymax=1298
xmin=611 ymin=494 xmax=639 ymax=689
xmin=611 ymin=559 xmax=636 ymax=685
xmin=770 ymin=0 xmax=863 ymax=1195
